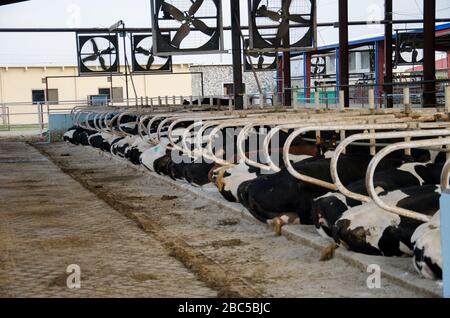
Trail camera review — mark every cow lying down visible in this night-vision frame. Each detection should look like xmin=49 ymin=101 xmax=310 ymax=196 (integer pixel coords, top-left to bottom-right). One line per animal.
xmin=237 ymin=153 xmax=409 ymax=233
xmin=312 ymin=162 xmax=443 ymax=239
xmin=331 ymin=185 xmax=440 ymax=256
xmin=411 ymin=211 xmax=442 ymax=280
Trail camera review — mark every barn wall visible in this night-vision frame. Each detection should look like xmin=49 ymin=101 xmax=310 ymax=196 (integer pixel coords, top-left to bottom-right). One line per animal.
xmin=189 ymin=65 xmax=276 ymax=97
xmin=0 ymin=65 xmax=193 ymax=125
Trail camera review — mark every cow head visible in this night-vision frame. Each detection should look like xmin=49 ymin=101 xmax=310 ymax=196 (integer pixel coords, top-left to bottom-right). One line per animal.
xmin=311 ymin=193 xmax=349 ymax=239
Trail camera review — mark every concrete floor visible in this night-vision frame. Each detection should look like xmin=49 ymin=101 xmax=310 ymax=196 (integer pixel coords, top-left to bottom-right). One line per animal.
xmin=0 ymin=141 xmax=438 ymax=297
xmin=0 ymin=141 xmax=215 ymax=298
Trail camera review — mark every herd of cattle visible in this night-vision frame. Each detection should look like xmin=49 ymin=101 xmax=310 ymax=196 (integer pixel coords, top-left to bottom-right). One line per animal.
xmin=64 ymin=110 xmax=445 ymax=282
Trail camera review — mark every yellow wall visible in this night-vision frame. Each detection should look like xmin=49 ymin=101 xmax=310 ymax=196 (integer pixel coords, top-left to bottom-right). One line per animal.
xmin=0 ymin=65 xmax=193 ymax=125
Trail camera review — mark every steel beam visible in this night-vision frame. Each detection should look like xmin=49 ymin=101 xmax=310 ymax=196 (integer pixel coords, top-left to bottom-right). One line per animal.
xmin=384 ymin=0 xmax=393 ymax=108
xmin=230 ymin=0 xmax=244 ymax=110
xmin=423 ymin=0 xmax=436 ymax=107
xmin=338 ymin=0 xmax=349 ymax=107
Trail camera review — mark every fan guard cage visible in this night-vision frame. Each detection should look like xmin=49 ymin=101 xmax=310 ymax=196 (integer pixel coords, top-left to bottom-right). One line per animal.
xmin=248 ymin=0 xmax=317 ymax=53
xmin=131 ymin=33 xmax=173 ymax=73
xmin=395 ymin=31 xmax=424 ymax=66
xmin=150 ymin=0 xmax=224 ymax=55
xmin=77 ymin=33 xmax=120 ymax=75
xmin=243 ymin=38 xmax=278 ymax=72
xmin=310 ymin=55 xmax=326 ymax=75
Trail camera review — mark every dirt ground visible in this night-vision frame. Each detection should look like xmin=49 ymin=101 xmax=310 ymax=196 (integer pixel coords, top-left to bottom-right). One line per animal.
xmin=0 ymin=140 xmax=432 ymax=297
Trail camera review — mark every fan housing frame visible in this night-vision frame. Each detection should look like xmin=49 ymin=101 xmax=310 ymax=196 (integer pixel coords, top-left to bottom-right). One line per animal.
xmin=247 ymin=0 xmax=317 ymax=53
xmin=131 ymin=33 xmax=173 ymax=73
xmin=76 ymin=33 xmax=120 ymax=76
xmin=150 ymin=0 xmax=225 ymax=56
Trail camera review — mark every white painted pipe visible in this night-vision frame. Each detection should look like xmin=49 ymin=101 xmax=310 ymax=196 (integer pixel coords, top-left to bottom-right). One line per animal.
xmin=331 ymin=129 xmax=450 ymax=204
xmin=283 ymin=123 xmax=410 ymax=190
xmin=366 ymin=137 xmax=450 ymax=222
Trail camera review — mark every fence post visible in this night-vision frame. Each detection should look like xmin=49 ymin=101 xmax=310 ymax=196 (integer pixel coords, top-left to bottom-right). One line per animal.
xmin=368 ymin=89 xmax=375 ymax=113
xmin=145 ymin=96 xmax=149 ymax=106
xmin=228 ymin=98 xmax=233 ymax=111
xmin=172 ymin=95 xmax=176 ymax=106
xmin=37 ymin=103 xmax=43 ymax=134
xmin=243 ymin=94 xmax=248 ymax=110
xmin=339 ymin=90 xmax=345 ymax=111
xmin=259 ymin=93 xmax=264 ymax=109
xmin=445 ymin=86 xmax=450 ymax=113
xmin=403 ymin=87 xmax=411 ymax=115
xmin=158 ymin=96 xmax=162 ymax=107
xmin=315 ymin=92 xmax=320 ymax=110
xmin=189 ymin=95 xmax=193 ymax=107
xmin=165 ymin=96 xmax=169 ymax=106
xmin=150 ymin=97 xmax=154 ymax=111
xmin=210 ymin=95 xmax=214 ymax=108
xmin=179 ymin=96 xmax=183 ymax=106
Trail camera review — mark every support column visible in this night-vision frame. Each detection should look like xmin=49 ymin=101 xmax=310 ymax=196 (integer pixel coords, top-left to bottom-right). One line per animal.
xmin=376 ymin=41 xmax=385 ymax=106
xmin=423 ymin=0 xmax=436 ymax=107
xmin=384 ymin=0 xmax=393 ymax=108
xmin=335 ymin=48 xmax=339 ymax=104
xmin=338 ymin=0 xmax=349 ymax=107
xmin=283 ymin=51 xmax=292 ymax=106
xmin=230 ymin=0 xmax=244 ymax=110
xmin=303 ymin=52 xmax=311 ymax=103
xmin=447 ymin=51 xmax=450 ymax=79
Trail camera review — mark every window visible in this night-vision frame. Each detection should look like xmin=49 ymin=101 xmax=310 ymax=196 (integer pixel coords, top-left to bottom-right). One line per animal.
xmin=223 ymin=83 xmax=246 ymax=96
xmin=326 ymin=55 xmax=336 ymax=74
xmin=360 ymin=52 xmax=371 ymax=71
xmin=98 ymin=87 xmax=123 ymax=102
xmin=349 ymin=53 xmax=357 ymax=72
xmin=112 ymin=87 xmax=123 ymax=102
xmin=32 ymin=90 xmax=45 ymax=104
xmin=47 ymin=89 xmax=59 ymax=105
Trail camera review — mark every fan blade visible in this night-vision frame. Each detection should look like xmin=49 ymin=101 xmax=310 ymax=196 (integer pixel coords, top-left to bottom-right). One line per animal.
xmin=191 ymin=18 xmax=214 ymax=36
xmin=275 ymin=21 xmax=289 ymax=45
xmin=136 ymin=46 xmax=151 ymax=56
xmin=282 ymin=0 xmax=292 ymax=13
xmin=161 ymin=1 xmax=185 ymax=22
xmin=99 ymin=47 xmax=115 ymax=55
xmin=171 ymin=22 xmax=190 ymax=48
xmin=247 ymin=51 xmax=260 ymax=58
xmin=257 ymin=7 xmax=281 ymax=21
xmin=146 ymin=55 xmax=155 ymax=70
xmin=82 ymin=54 xmax=98 ymax=63
xmin=188 ymin=0 xmax=204 ymax=16
xmin=288 ymin=14 xmax=310 ymax=24
xmin=258 ymin=55 xmax=264 ymax=69
xmin=263 ymin=52 xmax=277 ymax=57
xmin=99 ymin=55 xmax=107 ymax=71
xmin=90 ymin=38 xmax=99 ymax=54
xmin=412 ymin=50 xmax=419 ymax=63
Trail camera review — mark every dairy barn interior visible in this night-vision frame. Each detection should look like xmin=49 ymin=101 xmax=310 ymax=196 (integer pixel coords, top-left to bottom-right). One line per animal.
xmin=1 ymin=0 xmax=450 ymax=303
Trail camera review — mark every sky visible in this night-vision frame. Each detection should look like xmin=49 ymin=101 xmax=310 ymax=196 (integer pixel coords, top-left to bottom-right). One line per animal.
xmin=0 ymin=0 xmax=449 ymax=66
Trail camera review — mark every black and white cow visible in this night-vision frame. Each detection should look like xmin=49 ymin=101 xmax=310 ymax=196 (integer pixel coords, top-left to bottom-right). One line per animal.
xmin=211 ymin=129 xmax=338 ymax=203
xmin=88 ymin=132 xmax=124 ymax=152
xmin=312 ymin=161 xmax=444 ymax=240
xmin=332 ymin=184 xmax=441 ymax=256
xmin=411 ymin=211 xmax=442 ymax=280
xmin=237 ymin=153 xmax=409 ymax=229
xmin=64 ymin=125 xmax=97 ymax=146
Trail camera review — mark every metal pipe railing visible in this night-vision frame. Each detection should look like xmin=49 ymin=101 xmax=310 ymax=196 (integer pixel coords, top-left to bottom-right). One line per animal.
xmin=366 ymin=137 xmax=450 ymax=222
